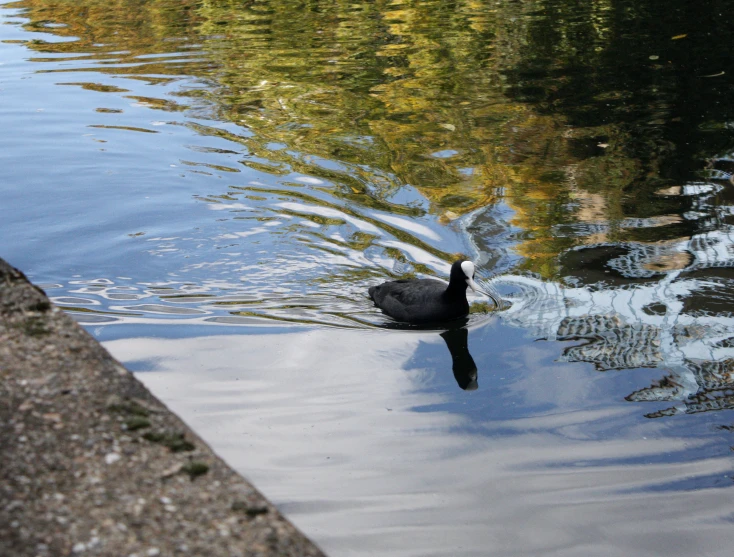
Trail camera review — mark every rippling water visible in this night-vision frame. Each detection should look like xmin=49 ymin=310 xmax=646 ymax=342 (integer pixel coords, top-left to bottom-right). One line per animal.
xmin=3 ymin=0 xmax=734 ymax=554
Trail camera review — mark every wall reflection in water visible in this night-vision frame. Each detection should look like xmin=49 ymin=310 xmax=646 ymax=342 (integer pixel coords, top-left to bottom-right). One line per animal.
xmin=486 ymin=156 xmax=734 ymax=419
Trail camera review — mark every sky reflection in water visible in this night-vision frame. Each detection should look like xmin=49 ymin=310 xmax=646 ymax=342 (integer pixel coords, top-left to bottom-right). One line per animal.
xmin=3 ymin=0 xmax=734 ymax=554
xmin=105 ymin=327 xmax=734 ymax=556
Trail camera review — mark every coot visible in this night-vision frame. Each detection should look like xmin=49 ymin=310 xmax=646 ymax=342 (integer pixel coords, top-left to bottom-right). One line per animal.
xmin=368 ymin=260 xmax=495 ymax=324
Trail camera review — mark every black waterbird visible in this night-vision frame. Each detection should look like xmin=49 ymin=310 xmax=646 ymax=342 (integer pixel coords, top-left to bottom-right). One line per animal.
xmin=368 ymin=260 xmax=498 ymax=324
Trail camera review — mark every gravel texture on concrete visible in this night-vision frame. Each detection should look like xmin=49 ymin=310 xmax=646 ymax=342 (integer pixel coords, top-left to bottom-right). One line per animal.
xmin=0 ymin=258 xmax=326 ymax=557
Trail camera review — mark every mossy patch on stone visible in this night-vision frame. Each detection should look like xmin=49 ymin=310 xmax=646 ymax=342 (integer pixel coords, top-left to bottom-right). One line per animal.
xmin=15 ymin=316 xmax=50 ymax=336
xmin=30 ymin=300 xmax=51 ymax=312
xmin=232 ymin=500 xmax=269 ymax=516
xmin=108 ymin=398 xmax=150 ymax=417
xmin=182 ymin=461 xmax=209 ymax=479
xmin=125 ymin=416 xmax=151 ymax=431
xmin=142 ymin=431 xmax=195 ymax=452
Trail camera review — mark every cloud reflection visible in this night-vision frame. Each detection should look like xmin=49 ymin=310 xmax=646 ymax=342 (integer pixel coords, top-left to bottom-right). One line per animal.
xmin=105 ymin=330 xmax=734 ymax=557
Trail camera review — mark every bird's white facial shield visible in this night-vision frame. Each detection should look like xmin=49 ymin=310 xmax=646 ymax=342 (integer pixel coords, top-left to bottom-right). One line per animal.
xmin=460 ymin=261 xmax=481 ymax=293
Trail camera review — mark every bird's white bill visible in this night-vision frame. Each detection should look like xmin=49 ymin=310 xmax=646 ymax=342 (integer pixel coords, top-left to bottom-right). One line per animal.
xmin=466 ymin=277 xmax=501 ymax=306
xmin=466 ymin=277 xmax=483 ymax=293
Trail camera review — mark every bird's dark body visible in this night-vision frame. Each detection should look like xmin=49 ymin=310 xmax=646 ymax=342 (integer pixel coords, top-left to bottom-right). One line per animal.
xmin=368 ymin=273 xmax=471 ymax=324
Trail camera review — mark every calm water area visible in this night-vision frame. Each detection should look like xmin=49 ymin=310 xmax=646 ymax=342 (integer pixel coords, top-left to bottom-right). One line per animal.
xmin=3 ymin=0 xmax=734 ymax=554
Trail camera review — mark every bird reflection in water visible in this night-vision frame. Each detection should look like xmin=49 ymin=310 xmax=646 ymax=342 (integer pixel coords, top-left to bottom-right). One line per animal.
xmin=381 ymin=317 xmax=480 ymax=390
xmin=439 ymin=325 xmax=478 ymax=391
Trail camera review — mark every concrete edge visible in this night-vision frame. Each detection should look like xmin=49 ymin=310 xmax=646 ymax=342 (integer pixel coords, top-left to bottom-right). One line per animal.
xmin=0 ymin=257 xmax=327 ymax=557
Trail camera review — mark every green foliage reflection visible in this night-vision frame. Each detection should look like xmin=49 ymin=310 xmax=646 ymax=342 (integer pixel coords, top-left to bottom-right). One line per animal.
xmin=10 ymin=0 xmax=734 ymax=278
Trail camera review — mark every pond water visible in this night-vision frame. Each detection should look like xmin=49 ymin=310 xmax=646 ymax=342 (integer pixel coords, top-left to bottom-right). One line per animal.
xmin=3 ymin=0 xmax=734 ymax=554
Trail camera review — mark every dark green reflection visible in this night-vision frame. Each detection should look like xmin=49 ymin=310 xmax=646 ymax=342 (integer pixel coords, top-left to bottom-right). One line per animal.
xmin=14 ymin=0 xmax=734 ymax=280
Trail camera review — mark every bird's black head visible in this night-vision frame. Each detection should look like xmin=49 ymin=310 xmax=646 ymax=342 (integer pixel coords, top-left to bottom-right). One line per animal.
xmin=448 ymin=259 xmax=477 ymax=292
xmin=447 ymin=259 xmax=504 ymax=308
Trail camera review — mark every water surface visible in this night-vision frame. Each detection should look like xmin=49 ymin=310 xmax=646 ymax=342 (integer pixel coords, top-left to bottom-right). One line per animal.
xmin=2 ymin=0 xmax=734 ymax=555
